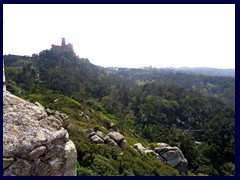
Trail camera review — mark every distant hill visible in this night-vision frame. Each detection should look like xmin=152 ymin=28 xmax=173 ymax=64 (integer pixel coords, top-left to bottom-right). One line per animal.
xmin=106 ymin=66 xmax=235 ymax=77
xmin=175 ymin=67 xmax=235 ymax=77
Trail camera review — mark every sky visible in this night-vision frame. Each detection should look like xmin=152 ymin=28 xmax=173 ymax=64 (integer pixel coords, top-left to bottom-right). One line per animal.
xmin=3 ymin=4 xmax=235 ymax=69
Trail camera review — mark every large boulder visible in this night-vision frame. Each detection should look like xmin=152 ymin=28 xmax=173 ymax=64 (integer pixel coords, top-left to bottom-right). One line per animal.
xmin=106 ymin=139 xmax=118 ymax=147
xmin=86 ymin=130 xmax=127 ymax=147
xmin=157 ymin=143 xmax=170 ymax=148
xmin=64 ymin=141 xmax=78 ymax=176
xmin=133 ymin=142 xmax=188 ymax=173
xmin=144 ymin=150 xmax=165 ymax=162
xmin=3 ymin=91 xmax=77 ymax=176
xmin=154 ymin=144 xmax=188 ymax=173
xmin=133 ymin=143 xmax=161 ymax=160
xmin=133 ymin=143 xmax=147 ymax=154
xmin=96 ymin=131 xmax=110 ymax=142
xmin=107 ymin=132 xmax=125 ymax=144
xmin=90 ymin=135 xmax=104 ymax=144
xmin=120 ymin=140 xmax=128 ymax=148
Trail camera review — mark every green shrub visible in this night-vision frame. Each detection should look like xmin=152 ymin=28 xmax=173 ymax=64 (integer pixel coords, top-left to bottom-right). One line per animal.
xmin=87 ymin=99 xmax=107 ymax=114
xmin=77 ymin=163 xmax=96 ymax=176
xmin=90 ymin=156 xmax=118 ymax=176
xmin=196 ymin=165 xmax=219 ymax=176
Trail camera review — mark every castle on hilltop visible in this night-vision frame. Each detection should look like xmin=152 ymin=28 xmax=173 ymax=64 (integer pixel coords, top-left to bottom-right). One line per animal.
xmin=51 ymin=38 xmax=73 ymax=52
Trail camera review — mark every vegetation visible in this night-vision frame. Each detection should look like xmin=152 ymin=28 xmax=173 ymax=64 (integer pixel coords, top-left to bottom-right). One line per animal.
xmin=4 ymin=50 xmax=235 ymax=176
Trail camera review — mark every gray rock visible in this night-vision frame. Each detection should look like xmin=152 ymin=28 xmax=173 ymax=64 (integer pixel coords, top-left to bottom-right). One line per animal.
xmin=53 ymin=114 xmax=64 ymax=124
xmin=145 ymin=149 xmax=158 ymax=156
xmin=162 ymin=148 xmax=188 ymax=173
xmin=132 ymin=141 xmax=188 ymax=173
xmin=153 ymin=143 xmax=188 ymax=173
xmin=34 ymin=131 xmax=47 ymax=142
xmin=144 ymin=150 xmax=165 ymax=162
xmin=64 ymin=140 xmax=77 ymax=176
xmin=133 ymin=143 xmax=165 ymax=162
xmin=106 ymin=139 xmax=118 ymax=147
xmin=157 ymin=142 xmax=170 ymax=148
xmin=90 ymin=135 xmax=104 ymax=144
xmin=133 ymin=143 xmax=146 ymax=154
xmin=154 ymin=146 xmax=179 ymax=155
xmin=89 ymin=132 xmax=96 ymax=138
xmin=107 ymin=132 xmax=124 ymax=144
xmin=27 ymin=146 xmax=46 ymax=160
xmin=3 ymin=91 xmax=77 ymax=176
xmin=96 ymin=131 xmax=110 ymax=142
xmin=60 ymin=113 xmax=69 ymax=120
xmin=39 ymin=115 xmax=63 ymax=131
xmin=120 ymin=140 xmax=128 ymax=148
xmin=34 ymin=101 xmax=45 ymax=111
xmin=55 ymin=110 xmax=61 ymax=116
xmin=4 ymin=157 xmax=33 ymax=176
xmin=45 ymin=108 xmax=55 ymax=116
xmin=3 ymin=157 xmax=14 ymax=169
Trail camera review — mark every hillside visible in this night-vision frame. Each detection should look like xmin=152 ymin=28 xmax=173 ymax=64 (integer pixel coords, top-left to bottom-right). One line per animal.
xmin=4 ymin=51 xmax=235 ymax=176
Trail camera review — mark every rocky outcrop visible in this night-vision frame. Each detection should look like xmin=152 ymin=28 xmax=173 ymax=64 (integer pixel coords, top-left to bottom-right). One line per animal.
xmin=133 ymin=143 xmax=165 ymax=162
xmin=133 ymin=143 xmax=147 ymax=154
xmin=96 ymin=131 xmax=110 ymax=142
xmin=154 ymin=145 xmax=188 ymax=173
xmin=133 ymin=142 xmax=188 ymax=173
xmin=107 ymin=139 xmax=118 ymax=147
xmin=85 ymin=129 xmax=127 ymax=148
xmin=3 ymin=91 xmax=77 ymax=176
xmin=90 ymin=135 xmax=105 ymax=144
xmin=120 ymin=140 xmax=128 ymax=148
xmin=107 ymin=132 xmax=125 ymax=144
xmin=85 ymin=129 xmax=187 ymax=173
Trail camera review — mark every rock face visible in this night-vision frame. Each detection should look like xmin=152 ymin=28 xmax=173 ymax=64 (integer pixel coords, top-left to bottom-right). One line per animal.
xmin=133 ymin=143 xmax=146 ymax=154
xmin=107 ymin=132 xmax=125 ymax=144
xmin=133 ymin=143 xmax=165 ymax=162
xmin=90 ymin=135 xmax=105 ymax=144
xmin=3 ymin=91 xmax=77 ymax=176
xmin=133 ymin=142 xmax=188 ymax=173
xmin=106 ymin=139 xmax=118 ymax=147
xmin=85 ymin=128 xmax=186 ymax=174
xmin=85 ymin=130 xmax=127 ymax=148
xmin=154 ymin=145 xmax=188 ymax=173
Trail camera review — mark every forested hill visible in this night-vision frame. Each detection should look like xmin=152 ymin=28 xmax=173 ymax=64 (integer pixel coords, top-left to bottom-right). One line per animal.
xmin=4 ymin=51 xmax=111 ymax=100
xmin=4 ymin=50 xmax=235 ymax=176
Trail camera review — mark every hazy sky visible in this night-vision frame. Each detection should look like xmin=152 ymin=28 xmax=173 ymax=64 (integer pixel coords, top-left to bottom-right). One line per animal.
xmin=3 ymin=4 xmax=235 ymax=69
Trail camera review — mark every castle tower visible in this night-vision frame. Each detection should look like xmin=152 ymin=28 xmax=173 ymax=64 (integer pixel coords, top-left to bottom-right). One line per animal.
xmin=62 ymin=38 xmax=66 ymax=46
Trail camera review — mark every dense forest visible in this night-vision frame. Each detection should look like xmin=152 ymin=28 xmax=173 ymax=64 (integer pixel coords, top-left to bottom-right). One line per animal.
xmin=4 ymin=50 xmax=235 ymax=176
